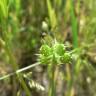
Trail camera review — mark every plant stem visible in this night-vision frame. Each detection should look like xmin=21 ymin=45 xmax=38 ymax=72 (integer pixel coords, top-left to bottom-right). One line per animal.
xmin=70 ymin=0 xmax=78 ymax=48
xmin=68 ymin=1 xmax=78 ymax=95
xmin=66 ymin=64 xmax=74 ymax=96
xmin=0 ymin=63 xmax=40 ymax=80
xmin=48 ymin=64 xmax=56 ymax=96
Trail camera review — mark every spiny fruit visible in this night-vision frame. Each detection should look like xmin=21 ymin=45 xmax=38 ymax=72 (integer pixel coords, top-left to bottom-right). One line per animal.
xmin=39 ymin=42 xmax=72 ymax=65
xmin=61 ymin=53 xmax=72 ymax=63
xmin=53 ymin=43 xmax=65 ymax=56
xmin=40 ymin=44 xmax=52 ymax=57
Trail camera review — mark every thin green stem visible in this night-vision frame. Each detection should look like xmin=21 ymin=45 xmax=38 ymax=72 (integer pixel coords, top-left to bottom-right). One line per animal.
xmin=68 ymin=1 xmax=78 ymax=95
xmin=70 ymin=0 xmax=78 ymax=48
xmin=0 ymin=62 xmax=40 ymax=80
xmin=48 ymin=64 xmax=56 ymax=96
xmin=66 ymin=64 xmax=74 ymax=96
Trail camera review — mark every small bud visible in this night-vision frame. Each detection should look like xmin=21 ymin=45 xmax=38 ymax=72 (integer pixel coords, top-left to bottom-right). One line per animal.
xmin=86 ymin=77 xmax=91 ymax=84
xmin=40 ymin=45 xmax=52 ymax=57
xmin=0 ymin=38 xmax=5 ymax=46
xmin=53 ymin=43 xmax=65 ymax=56
xmin=61 ymin=53 xmax=71 ymax=63
xmin=42 ymin=21 xmax=48 ymax=31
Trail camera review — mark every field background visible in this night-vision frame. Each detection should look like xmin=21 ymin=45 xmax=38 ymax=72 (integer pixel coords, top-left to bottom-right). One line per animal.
xmin=0 ymin=0 xmax=96 ymax=96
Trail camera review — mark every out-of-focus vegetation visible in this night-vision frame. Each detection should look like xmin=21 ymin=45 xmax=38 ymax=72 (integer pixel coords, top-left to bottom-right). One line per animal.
xmin=0 ymin=0 xmax=96 ymax=96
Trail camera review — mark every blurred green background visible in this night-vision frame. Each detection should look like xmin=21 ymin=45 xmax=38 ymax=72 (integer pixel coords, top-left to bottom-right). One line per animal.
xmin=0 ymin=0 xmax=96 ymax=96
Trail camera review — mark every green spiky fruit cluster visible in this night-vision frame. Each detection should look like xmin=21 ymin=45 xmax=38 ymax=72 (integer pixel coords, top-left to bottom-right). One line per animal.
xmin=38 ymin=42 xmax=72 ymax=65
